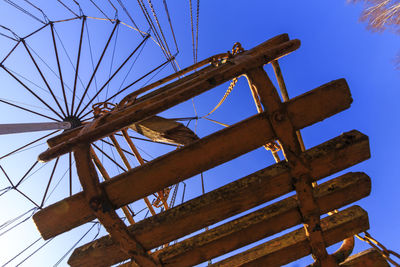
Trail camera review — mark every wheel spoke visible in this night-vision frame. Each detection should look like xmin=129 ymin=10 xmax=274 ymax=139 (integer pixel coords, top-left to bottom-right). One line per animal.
xmin=92 ymin=143 xmax=126 ymax=172
xmin=104 ymin=56 xmax=172 ymax=103
xmin=71 ymin=17 xmax=86 ymax=113
xmin=74 ymin=21 xmax=120 ymax=116
xmin=0 ymin=66 xmax=64 ymax=120
xmin=22 ymin=40 xmax=67 ymax=118
xmin=50 ymin=23 xmax=69 ymax=117
xmin=76 ymin=34 xmax=150 ymax=118
xmin=40 ymin=157 xmax=60 ymax=207
xmin=0 ymin=130 xmax=58 ymax=160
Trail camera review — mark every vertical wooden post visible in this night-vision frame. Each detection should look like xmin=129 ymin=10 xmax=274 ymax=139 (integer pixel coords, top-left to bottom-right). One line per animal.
xmin=245 ymin=67 xmax=338 ymax=266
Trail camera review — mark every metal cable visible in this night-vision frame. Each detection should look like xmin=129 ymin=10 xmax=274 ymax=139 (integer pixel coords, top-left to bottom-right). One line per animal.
xmin=56 ymin=0 xmax=79 ymax=17
xmin=3 ymin=0 xmax=46 ymax=24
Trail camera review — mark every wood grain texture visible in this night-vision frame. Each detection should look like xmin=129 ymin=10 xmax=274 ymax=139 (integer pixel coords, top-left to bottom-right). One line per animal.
xmin=67 ymin=131 xmax=369 ymax=266
xmin=210 ymin=206 xmax=369 ymax=267
xmin=39 ymin=38 xmax=300 ymax=162
xmin=33 ymin=78 xmax=354 ymax=240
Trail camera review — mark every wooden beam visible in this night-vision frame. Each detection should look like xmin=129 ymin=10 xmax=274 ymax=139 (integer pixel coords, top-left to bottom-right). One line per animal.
xmin=67 ymin=131 xmax=370 ymax=267
xmin=74 ymin=145 xmax=158 ymax=267
xmin=38 ymin=38 xmax=300 ymax=162
xmin=246 ymin=67 xmax=335 ymax=265
xmin=209 ymin=205 xmax=369 ymax=267
xmin=339 ymin=249 xmax=390 ymax=267
xmin=33 ymin=79 xmax=354 ymax=240
xmin=46 ymin=34 xmax=290 ymax=149
xmin=128 ymin=116 xmax=199 ymax=146
xmin=150 ymin=172 xmax=371 ymax=267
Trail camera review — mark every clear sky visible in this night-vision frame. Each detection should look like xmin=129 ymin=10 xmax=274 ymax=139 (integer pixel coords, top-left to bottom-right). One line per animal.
xmin=0 ymin=1 xmax=398 ymax=266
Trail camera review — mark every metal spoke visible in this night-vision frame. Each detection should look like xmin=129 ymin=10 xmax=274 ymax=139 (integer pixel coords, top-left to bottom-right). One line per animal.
xmin=15 ymin=160 xmax=39 ymax=188
xmin=99 ymin=138 xmax=136 ymax=158
xmin=76 ymin=34 xmax=150 ymax=118
xmin=92 ymin=143 xmax=126 ymax=172
xmin=14 ymin=188 xmax=40 ymax=208
xmin=0 ymin=66 xmax=64 ymax=120
xmin=0 ymin=131 xmax=57 ymax=160
xmin=103 ymin=56 xmax=172 ymax=104
xmin=71 ymin=16 xmax=86 ymax=113
xmin=114 ymin=132 xmax=177 ymax=147
xmin=0 ymin=40 xmax=20 ymax=65
xmin=74 ymin=21 xmax=120 ymax=116
xmin=23 ymin=23 xmax=48 ymax=39
xmin=69 ymin=152 xmax=72 ymax=196
xmin=50 ymin=23 xmax=70 ymax=117
xmin=0 ymin=165 xmax=14 ymax=187
xmin=40 ymin=157 xmax=59 ymax=207
xmin=21 ymin=40 xmax=67 ymax=118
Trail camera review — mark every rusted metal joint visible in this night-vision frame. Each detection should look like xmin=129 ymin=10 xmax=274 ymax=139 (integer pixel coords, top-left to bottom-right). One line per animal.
xmin=272 ymin=110 xmax=286 ymax=123
xmin=89 ymin=195 xmax=114 ymax=213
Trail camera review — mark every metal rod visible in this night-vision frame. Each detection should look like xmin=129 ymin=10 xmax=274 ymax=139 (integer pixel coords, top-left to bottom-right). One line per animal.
xmin=0 ymin=131 xmax=58 ymax=160
xmin=1 ymin=66 xmax=65 ymax=120
xmin=71 ymin=16 xmax=86 ymax=114
xmin=121 ymin=129 xmax=157 ymax=215
xmin=40 ymin=157 xmax=60 ymax=207
xmin=76 ymin=34 xmax=150 ymax=118
xmin=74 ymin=21 xmax=120 ymax=116
xmin=90 ymin=147 xmax=136 ymax=225
xmin=109 ymin=134 xmax=132 ymax=169
xmin=22 ymin=40 xmax=67 ymax=118
xmin=50 ymin=23 xmax=69 ymax=117
xmin=0 ymin=122 xmax=70 ymax=135
xmin=0 ymin=99 xmax=58 ymax=122
xmin=91 ymin=143 xmax=126 ymax=172
xmin=247 ymin=74 xmax=281 ymax=162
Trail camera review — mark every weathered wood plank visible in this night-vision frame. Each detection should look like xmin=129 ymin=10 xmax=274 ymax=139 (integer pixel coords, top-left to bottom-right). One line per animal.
xmin=128 ymin=116 xmax=199 ymax=146
xmin=67 ymin=131 xmax=370 ymax=267
xmin=46 ymin=34 xmax=290 ymax=149
xmin=210 ymin=205 xmax=369 ymax=267
xmin=150 ymin=172 xmax=371 ymax=267
xmin=38 ymin=38 xmax=300 ymax=162
xmin=339 ymin=249 xmax=389 ymax=267
xmin=33 ymin=79 xmax=353 ymax=240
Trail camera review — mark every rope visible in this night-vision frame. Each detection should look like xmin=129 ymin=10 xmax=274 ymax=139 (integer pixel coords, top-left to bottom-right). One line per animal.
xmin=22 ymin=0 xmax=49 ymax=22
xmin=200 ymin=42 xmax=244 ymax=119
xmin=163 ymin=0 xmax=179 ymax=54
xmin=116 ymin=0 xmax=143 ymax=37
xmin=356 ymin=231 xmax=400 ymax=266
xmin=195 ymin=0 xmax=199 ymax=63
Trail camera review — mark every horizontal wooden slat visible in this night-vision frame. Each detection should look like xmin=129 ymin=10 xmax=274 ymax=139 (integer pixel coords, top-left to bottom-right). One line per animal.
xmin=210 ymin=205 xmax=369 ymax=267
xmin=151 ymin=172 xmax=371 ymax=267
xmin=67 ymin=131 xmax=369 ymax=266
xmin=339 ymin=249 xmax=389 ymax=267
xmin=39 ymin=37 xmax=300 ymax=162
xmin=33 ymin=79 xmax=353 ymax=240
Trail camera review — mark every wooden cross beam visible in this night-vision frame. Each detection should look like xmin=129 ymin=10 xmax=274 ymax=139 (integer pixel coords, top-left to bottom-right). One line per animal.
xmin=209 ymin=205 xmax=369 ymax=267
xmin=33 ymin=79 xmax=353 ymax=239
xmin=68 ymin=171 xmax=370 ymax=266
xmin=38 ymin=34 xmax=300 ymax=162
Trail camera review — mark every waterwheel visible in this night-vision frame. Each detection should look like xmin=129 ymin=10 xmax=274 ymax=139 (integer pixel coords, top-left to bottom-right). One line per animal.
xmin=0 ymin=1 xmax=398 ymax=267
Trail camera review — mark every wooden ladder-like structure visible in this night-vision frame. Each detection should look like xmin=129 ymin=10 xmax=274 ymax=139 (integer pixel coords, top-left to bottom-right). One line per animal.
xmin=33 ymin=34 xmax=389 ymax=266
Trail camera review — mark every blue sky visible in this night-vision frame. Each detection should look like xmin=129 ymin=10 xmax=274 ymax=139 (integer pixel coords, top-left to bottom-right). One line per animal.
xmin=0 ymin=1 xmax=398 ymax=266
